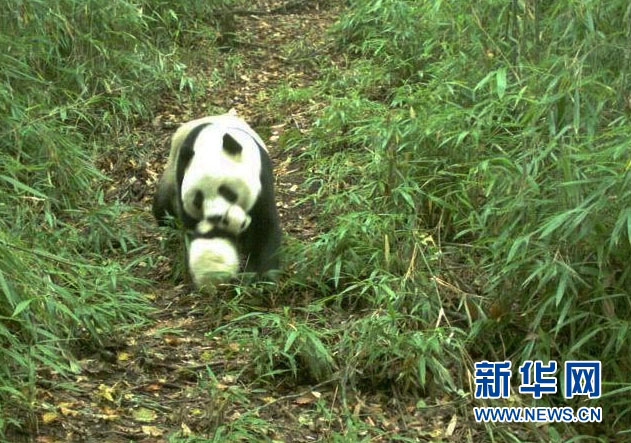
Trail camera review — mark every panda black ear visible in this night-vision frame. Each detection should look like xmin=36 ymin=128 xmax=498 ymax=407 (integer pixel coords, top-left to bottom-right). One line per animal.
xmin=223 ymin=133 xmax=242 ymax=156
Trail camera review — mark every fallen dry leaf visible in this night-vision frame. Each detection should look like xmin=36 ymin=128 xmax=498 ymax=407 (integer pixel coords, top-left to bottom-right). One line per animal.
xmin=164 ymin=335 xmax=181 ymax=346
xmin=101 ymin=406 xmax=118 ymax=416
xmin=295 ymin=394 xmax=316 ymax=405
xmin=42 ymin=412 xmax=58 ymax=424
xmin=446 ymin=414 xmax=458 ymax=436
xmin=181 ymin=422 xmax=192 ymax=436
xmin=59 ymin=404 xmax=79 ymax=417
xmin=94 ymin=413 xmax=119 ymax=421
xmin=221 ymin=374 xmax=236 ymax=383
xmin=98 ymin=384 xmax=115 ymax=403
xmin=142 ymin=425 xmax=164 ymax=437
xmin=133 ymin=407 xmax=157 ymax=423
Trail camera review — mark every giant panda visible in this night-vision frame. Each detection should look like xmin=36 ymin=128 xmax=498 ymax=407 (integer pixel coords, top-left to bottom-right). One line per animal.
xmin=152 ymin=114 xmax=281 ymax=288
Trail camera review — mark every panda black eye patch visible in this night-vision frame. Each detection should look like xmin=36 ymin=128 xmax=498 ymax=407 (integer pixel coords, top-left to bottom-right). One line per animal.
xmin=193 ymin=190 xmax=204 ymax=209
xmin=218 ymin=185 xmax=238 ymax=203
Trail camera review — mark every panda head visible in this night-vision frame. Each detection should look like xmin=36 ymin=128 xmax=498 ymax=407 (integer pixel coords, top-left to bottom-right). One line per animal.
xmin=177 ymin=123 xmax=262 ymax=231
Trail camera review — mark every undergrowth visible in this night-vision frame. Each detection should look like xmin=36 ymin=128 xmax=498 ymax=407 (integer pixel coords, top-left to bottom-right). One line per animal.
xmin=0 ymin=0 xmax=234 ymax=435
xmin=206 ymin=0 xmax=631 ymax=439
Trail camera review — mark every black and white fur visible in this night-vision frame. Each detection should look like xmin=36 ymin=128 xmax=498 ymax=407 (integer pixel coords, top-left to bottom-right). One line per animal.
xmin=152 ymin=114 xmax=281 ymax=288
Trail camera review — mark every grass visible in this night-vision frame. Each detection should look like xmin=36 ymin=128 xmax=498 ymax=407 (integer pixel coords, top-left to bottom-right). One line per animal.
xmin=263 ymin=0 xmax=631 ymax=438
xmin=0 ymin=0 xmax=236 ymax=435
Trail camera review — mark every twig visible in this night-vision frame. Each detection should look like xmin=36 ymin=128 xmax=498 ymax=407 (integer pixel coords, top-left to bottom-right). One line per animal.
xmin=144 ymin=360 xmax=227 ymax=371
xmin=254 ymin=378 xmax=338 ymax=412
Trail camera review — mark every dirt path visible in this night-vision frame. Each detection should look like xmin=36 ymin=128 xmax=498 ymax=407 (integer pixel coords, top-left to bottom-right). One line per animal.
xmin=32 ymin=2 xmax=341 ymax=442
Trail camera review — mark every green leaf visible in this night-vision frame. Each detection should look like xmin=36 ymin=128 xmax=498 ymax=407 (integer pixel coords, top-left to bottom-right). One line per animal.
xmin=133 ymin=407 xmax=157 ymax=423
xmin=418 ymin=356 xmax=426 ymax=386
xmin=538 ymin=210 xmax=576 ymax=239
xmin=0 ymin=270 xmax=16 ymax=305
xmin=12 ymin=299 xmax=35 ymax=317
xmin=474 ymin=70 xmax=495 ymax=92
xmin=496 ymin=67 xmax=507 ymax=99
xmin=0 ymin=174 xmax=48 ymax=199
xmin=333 ymin=256 xmax=342 ymax=289
xmin=573 ymin=88 xmax=580 ymax=134
xmin=284 ymin=330 xmax=298 ymax=353
xmin=555 ymin=273 xmax=568 ymax=307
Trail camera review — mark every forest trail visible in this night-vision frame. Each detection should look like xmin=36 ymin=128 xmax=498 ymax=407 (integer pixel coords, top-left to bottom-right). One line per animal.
xmin=33 ymin=2 xmax=340 ymax=441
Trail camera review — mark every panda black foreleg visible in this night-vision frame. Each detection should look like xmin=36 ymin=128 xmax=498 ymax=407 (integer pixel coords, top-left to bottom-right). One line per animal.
xmin=240 ymin=147 xmax=282 ymax=277
xmin=242 ymin=233 xmax=280 ymax=275
xmin=240 ymin=204 xmax=281 ymax=276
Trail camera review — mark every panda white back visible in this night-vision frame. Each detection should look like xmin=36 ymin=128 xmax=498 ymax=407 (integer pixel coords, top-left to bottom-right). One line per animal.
xmin=170 ymin=114 xmax=267 ymax=159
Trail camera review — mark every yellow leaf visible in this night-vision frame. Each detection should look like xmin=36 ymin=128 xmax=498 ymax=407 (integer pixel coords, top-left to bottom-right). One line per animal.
xmin=446 ymin=414 xmax=458 ymax=436
xmin=98 ymin=384 xmax=115 ymax=402
xmin=59 ymin=406 xmax=79 ymax=417
xmin=102 ymin=406 xmax=118 ymax=416
xmin=95 ymin=413 xmax=119 ymax=421
xmin=42 ymin=412 xmax=58 ymax=424
xmin=142 ymin=425 xmax=163 ymax=436
xmin=222 ymin=374 xmax=236 ymax=383
xmin=430 ymin=428 xmax=442 ymax=438
xmin=295 ymin=394 xmax=315 ymax=405
xmin=164 ymin=336 xmax=180 ymax=345
xmin=133 ymin=407 xmax=157 ymax=423
xmin=117 ymin=352 xmax=130 ymax=362
xmin=181 ymin=423 xmax=192 ymax=436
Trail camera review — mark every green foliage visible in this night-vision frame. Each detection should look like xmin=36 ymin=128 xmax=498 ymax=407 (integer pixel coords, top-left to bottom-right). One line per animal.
xmin=272 ymin=0 xmax=631 ymax=437
xmin=212 ymin=305 xmax=336 ymax=382
xmin=0 ymin=0 xmax=232 ymax=434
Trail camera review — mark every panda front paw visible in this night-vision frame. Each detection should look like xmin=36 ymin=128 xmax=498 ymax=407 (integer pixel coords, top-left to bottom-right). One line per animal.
xmin=222 ymin=205 xmax=251 ymax=234
xmin=198 ymin=205 xmax=250 ymax=235
xmin=196 ymin=219 xmax=216 ymax=235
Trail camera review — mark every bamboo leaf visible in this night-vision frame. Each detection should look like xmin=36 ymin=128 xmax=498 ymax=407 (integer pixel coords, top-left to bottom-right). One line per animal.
xmin=496 ymin=67 xmax=507 ymax=99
